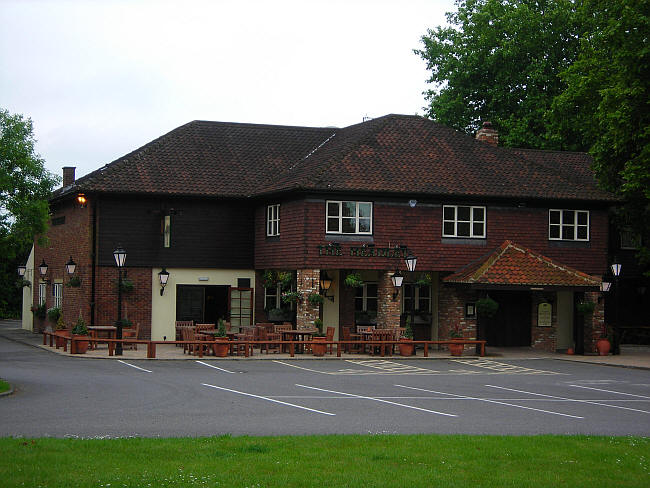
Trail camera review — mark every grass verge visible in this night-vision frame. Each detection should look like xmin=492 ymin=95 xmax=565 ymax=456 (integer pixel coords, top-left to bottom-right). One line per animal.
xmin=0 ymin=435 xmax=648 ymax=487
xmin=0 ymin=379 xmax=9 ymax=394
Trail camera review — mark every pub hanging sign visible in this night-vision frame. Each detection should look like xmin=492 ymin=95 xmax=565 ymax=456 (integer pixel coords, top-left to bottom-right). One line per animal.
xmin=318 ymin=243 xmax=409 ymax=259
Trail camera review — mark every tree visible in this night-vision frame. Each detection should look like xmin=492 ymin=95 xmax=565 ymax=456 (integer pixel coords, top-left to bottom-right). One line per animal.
xmin=415 ymin=0 xmax=582 ymax=149
xmin=0 ymin=109 xmax=59 ymax=316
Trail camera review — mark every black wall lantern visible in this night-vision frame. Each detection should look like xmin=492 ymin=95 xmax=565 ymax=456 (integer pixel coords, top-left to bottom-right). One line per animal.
xmin=17 ymin=264 xmax=26 ymax=277
xmin=38 ymin=259 xmax=48 ymax=277
xmin=158 ymin=268 xmax=170 ymax=296
xmin=65 ymin=256 xmax=76 ymax=276
xmin=405 ymin=253 xmax=417 ymax=272
xmin=319 ymin=271 xmax=334 ymax=302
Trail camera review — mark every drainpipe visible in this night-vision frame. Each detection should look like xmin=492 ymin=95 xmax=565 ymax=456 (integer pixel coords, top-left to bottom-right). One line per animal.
xmin=90 ymin=199 xmax=97 ymax=325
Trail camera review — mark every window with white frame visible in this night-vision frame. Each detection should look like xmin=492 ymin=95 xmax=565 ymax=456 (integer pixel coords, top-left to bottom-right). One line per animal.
xmin=266 ymin=204 xmax=280 ymax=236
xmin=39 ymin=283 xmax=47 ymax=306
xmin=354 ymin=283 xmax=378 ymax=315
xmin=53 ymin=282 xmax=63 ymax=309
xmin=443 ymin=205 xmax=486 ymax=238
xmin=163 ymin=215 xmax=171 ymax=248
xmin=549 ymin=209 xmax=589 ymax=241
xmin=326 ymin=201 xmax=372 ymax=234
xmin=403 ymin=284 xmax=432 ymax=313
xmin=264 ymin=282 xmax=293 ymax=311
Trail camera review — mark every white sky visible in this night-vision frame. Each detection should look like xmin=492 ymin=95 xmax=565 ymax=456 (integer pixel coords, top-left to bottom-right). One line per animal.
xmin=1 ymin=0 xmax=454 ymax=180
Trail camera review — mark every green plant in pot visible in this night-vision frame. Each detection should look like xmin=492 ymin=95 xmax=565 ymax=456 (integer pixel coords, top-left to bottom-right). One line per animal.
xmin=281 ymin=291 xmax=301 ymax=304
xmin=54 ymin=314 xmax=69 ymax=347
xmin=47 ymin=307 xmax=61 ymax=323
xmin=344 ymin=272 xmax=364 ymax=288
xmin=596 ymin=323 xmax=611 ymax=356
xmin=213 ymin=319 xmax=229 ymax=357
xmin=307 ymin=293 xmax=324 ymax=306
xmin=32 ymin=303 xmax=47 ymax=319
xmin=311 ymin=318 xmax=327 ymax=356
xmin=476 ymin=297 xmax=499 ymax=318
xmin=576 ymin=300 xmax=596 ymax=316
xmin=448 ymin=325 xmax=464 ymax=356
xmin=71 ymin=315 xmax=90 ymax=354
xmin=66 ymin=275 xmax=81 ymax=287
xmin=399 ymin=320 xmax=415 ymax=357
xmin=276 ymin=271 xmax=293 ymax=290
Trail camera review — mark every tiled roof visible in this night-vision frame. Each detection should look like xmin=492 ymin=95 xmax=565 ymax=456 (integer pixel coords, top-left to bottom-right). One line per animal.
xmin=57 ymin=114 xmax=616 ymax=202
xmin=443 ymin=240 xmax=602 ymax=288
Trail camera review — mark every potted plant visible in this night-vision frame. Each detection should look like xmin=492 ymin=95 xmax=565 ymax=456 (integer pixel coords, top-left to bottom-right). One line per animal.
xmin=281 ymin=291 xmax=301 ymax=304
xmin=399 ymin=321 xmax=415 ymax=356
xmin=307 ymin=293 xmax=324 ymax=306
xmin=596 ymin=324 xmax=611 ymax=356
xmin=55 ymin=314 xmax=70 ymax=348
xmin=415 ymin=273 xmax=433 ymax=287
xmin=476 ymin=297 xmax=499 ymax=318
xmin=311 ymin=318 xmax=327 ymax=356
xmin=213 ymin=319 xmax=229 ymax=357
xmin=576 ymin=300 xmax=596 ymax=316
xmin=449 ymin=325 xmax=464 ymax=356
xmin=345 ymin=272 xmax=364 ymax=288
xmin=66 ymin=275 xmax=82 ymax=287
xmin=31 ymin=303 xmax=47 ymax=320
xmin=16 ymin=278 xmax=31 ymax=288
xmin=71 ymin=315 xmax=90 ymax=354
xmin=47 ymin=307 xmax=61 ymax=324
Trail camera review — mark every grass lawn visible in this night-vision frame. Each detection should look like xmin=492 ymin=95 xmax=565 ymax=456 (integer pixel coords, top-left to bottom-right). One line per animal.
xmin=0 ymin=435 xmax=648 ymax=487
xmin=0 ymin=379 xmax=9 ymax=394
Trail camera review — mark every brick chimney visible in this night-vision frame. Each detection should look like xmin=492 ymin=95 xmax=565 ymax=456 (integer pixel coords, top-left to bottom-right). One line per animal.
xmin=62 ymin=166 xmax=76 ymax=187
xmin=476 ymin=121 xmax=499 ymax=146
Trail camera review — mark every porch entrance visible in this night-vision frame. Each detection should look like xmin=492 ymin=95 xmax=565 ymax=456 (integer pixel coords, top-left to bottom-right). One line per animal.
xmin=176 ymin=285 xmax=229 ymax=324
xmin=484 ymin=291 xmax=531 ymax=347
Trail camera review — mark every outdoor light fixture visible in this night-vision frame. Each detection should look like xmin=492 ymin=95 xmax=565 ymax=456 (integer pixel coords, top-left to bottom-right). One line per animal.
xmin=610 ymin=260 xmax=622 ymax=355
xmin=408 ymin=199 xmax=417 ymax=208
xmin=17 ymin=265 xmax=26 ymax=277
xmin=38 ymin=259 xmax=48 ymax=277
xmin=600 ymin=281 xmax=611 ymax=292
xmin=405 ymin=253 xmax=417 ymax=272
xmin=65 ymin=256 xmax=76 ymax=276
xmin=113 ymin=246 xmax=127 ymax=356
xmin=319 ymin=271 xmax=334 ymax=302
xmin=77 ymin=193 xmax=87 ymax=207
xmin=158 ymin=268 xmax=170 ymax=296
xmin=611 ymin=262 xmax=622 ymax=276
xmin=391 ymin=270 xmax=403 ymax=300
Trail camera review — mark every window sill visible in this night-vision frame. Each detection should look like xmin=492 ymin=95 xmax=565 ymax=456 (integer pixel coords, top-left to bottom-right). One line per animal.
xmin=441 ymin=238 xmax=487 ymax=246
xmin=549 ymin=240 xmax=591 ymax=248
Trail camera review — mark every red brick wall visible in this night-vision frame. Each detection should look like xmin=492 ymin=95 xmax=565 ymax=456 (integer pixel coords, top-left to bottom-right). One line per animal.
xmin=255 ymin=198 xmax=609 ymax=275
xmin=376 ymin=272 xmax=400 ymax=328
xmin=33 ymin=198 xmax=92 ymax=329
xmin=438 ymin=286 xmax=479 ymax=341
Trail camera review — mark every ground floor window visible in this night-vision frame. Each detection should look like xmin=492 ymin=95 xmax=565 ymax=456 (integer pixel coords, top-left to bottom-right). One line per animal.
xmin=176 ymin=285 xmax=231 ymax=324
xmin=53 ymin=282 xmax=63 ymax=309
xmin=355 ymin=283 xmax=377 ymax=324
xmin=230 ymin=287 xmax=253 ymax=327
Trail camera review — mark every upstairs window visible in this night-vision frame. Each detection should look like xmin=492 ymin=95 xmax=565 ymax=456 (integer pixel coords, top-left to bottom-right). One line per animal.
xmin=549 ymin=209 xmax=589 ymax=241
xmin=163 ymin=215 xmax=171 ymax=248
xmin=39 ymin=283 xmax=47 ymax=306
xmin=267 ymin=204 xmax=280 ymax=236
xmin=443 ymin=205 xmax=486 ymax=238
xmin=326 ymin=201 xmax=372 ymax=234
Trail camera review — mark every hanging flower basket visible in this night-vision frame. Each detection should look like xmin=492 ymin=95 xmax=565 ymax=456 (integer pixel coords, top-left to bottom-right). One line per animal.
xmin=66 ymin=275 xmax=82 ymax=288
xmin=576 ymin=300 xmax=596 ymax=316
xmin=281 ymin=291 xmax=301 ymax=304
xmin=476 ymin=297 xmax=499 ymax=318
xmin=307 ymin=293 xmax=324 ymax=305
xmin=345 ymin=272 xmax=364 ymax=288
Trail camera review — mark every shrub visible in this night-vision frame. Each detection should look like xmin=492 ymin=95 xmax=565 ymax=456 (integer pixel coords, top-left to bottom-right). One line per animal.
xmin=476 ymin=297 xmax=499 ymax=318
xmin=72 ymin=315 xmax=89 ymax=335
xmin=576 ymin=301 xmax=596 ymax=315
xmin=47 ymin=307 xmax=61 ymax=323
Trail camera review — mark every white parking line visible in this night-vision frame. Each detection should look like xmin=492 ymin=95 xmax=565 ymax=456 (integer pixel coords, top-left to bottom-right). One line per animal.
xmin=296 ymin=384 xmax=457 ymax=417
xmin=202 ymin=383 xmax=335 ymax=416
xmin=117 ymin=360 xmax=152 ymax=373
xmin=486 ymin=384 xmax=650 ymax=415
xmin=396 ymin=384 xmax=583 ymax=419
xmin=195 ymin=361 xmax=236 ymax=374
xmin=569 ymin=384 xmax=650 ymax=399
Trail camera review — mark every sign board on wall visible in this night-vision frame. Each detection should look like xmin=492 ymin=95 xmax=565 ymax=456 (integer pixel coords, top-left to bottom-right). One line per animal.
xmin=537 ymin=302 xmax=552 ymax=327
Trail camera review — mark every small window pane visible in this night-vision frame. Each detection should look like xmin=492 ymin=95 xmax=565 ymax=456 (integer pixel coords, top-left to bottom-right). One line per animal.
xmin=327 ymin=202 xmax=339 ymax=217
xmin=358 ymin=203 xmax=371 ymax=217
xmin=473 ymin=207 xmax=484 ymax=220
xmin=473 ymin=223 xmax=484 ymax=236
xmin=550 ymin=225 xmax=560 ymax=239
xmin=443 ymin=222 xmax=454 ymax=235
xmin=366 ymin=284 xmax=378 ymax=296
xmin=327 ymin=218 xmax=339 ymax=232
xmin=563 ymin=211 xmax=574 ymax=224
xmin=577 ymin=226 xmax=588 ymax=240
xmin=577 ymin=212 xmax=588 ymax=225
xmin=366 ymin=298 xmax=378 ymax=312
xmin=457 ymin=206 xmax=471 ymax=221
xmin=342 ymin=218 xmax=356 ymax=233
xmin=458 ymin=222 xmax=471 ymax=236
xmin=562 ymin=225 xmax=573 ymax=239
xmin=443 ymin=207 xmax=455 ymax=220
xmin=549 ymin=211 xmax=561 ymax=224
xmin=359 ymin=218 xmax=371 ymax=233
xmin=342 ymin=202 xmax=356 ymax=217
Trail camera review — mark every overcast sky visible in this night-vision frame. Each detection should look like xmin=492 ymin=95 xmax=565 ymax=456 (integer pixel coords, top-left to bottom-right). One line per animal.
xmin=1 ymin=0 xmax=454 ymax=181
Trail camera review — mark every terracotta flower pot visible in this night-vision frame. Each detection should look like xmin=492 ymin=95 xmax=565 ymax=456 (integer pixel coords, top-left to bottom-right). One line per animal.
xmin=399 ymin=340 xmax=414 ymax=357
xmin=213 ymin=338 xmax=229 ymax=357
xmin=596 ymin=338 xmax=611 ymax=356
xmin=311 ymin=336 xmax=327 ymax=357
xmin=72 ymin=334 xmax=89 ymax=354
xmin=449 ymin=341 xmax=464 ymax=357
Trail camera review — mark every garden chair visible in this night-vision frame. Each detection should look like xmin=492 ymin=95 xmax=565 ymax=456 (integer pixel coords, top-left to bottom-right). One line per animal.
xmin=341 ymin=326 xmax=362 ymax=354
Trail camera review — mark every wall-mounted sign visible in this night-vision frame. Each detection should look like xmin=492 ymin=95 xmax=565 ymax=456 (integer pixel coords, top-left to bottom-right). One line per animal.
xmin=318 ymin=244 xmax=409 ymax=259
xmin=537 ymin=302 xmax=552 ymax=327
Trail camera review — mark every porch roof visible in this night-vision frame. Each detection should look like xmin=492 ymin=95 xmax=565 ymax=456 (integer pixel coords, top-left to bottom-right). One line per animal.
xmin=443 ymin=240 xmax=601 ymax=289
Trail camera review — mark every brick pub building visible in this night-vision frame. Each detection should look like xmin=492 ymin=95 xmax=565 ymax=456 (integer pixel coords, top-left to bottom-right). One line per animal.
xmin=21 ymin=115 xmax=616 ymax=353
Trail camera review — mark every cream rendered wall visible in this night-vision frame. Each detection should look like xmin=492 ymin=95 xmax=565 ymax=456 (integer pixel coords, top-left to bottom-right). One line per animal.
xmin=556 ymin=291 xmax=574 ymax=349
xmin=321 ymin=269 xmax=340 ymax=340
xmin=21 ymin=246 xmax=34 ymax=331
xmin=150 ymin=268 xmax=256 ymax=341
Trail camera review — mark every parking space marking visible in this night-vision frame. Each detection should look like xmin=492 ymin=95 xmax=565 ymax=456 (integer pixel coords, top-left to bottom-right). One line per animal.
xmin=396 ymin=384 xmax=583 ymax=419
xmin=296 ymin=384 xmax=458 ymax=417
xmin=486 ymin=385 xmax=650 ymax=415
xmin=117 ymin=360 xmax=152 ymax=373
xmin=569 ymin=384 xmax=650 ymax=399
xmin=346 ymin=360 xmax=437 ymax=374
xmin=202 ymin=383 xmax=335 ymax=416
xmin=452 ymin=359 xmax=561 ymax=375
xmin=195 ymin=361 xmax=237 ymax=374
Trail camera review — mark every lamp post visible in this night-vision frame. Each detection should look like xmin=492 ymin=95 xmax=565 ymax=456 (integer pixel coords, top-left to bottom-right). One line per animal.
xmin=611 ymin=261 xmax=622 ymax=355
xmin=405 ymin=253 xmax=417 ymax=335
xmin=113 ymin=246 xmax=127 ymax=356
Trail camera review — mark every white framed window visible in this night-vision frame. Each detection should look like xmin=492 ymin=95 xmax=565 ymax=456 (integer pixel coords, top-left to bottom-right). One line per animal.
xmin=163 ymin=215 xmax=171 ymax=248
xmin=39 ymin=283 xmax=47 ymax=306
xmin=53 ymin=282 xmax=63 ymax=309
xmin=266 ymin=204 xmax=280 ymax=236
xmin=264 ymin=282 xmax=294 ymax=311
xmin=354 ymin=283 xmax=378 ymax=313
xmin=549 ymin=209 xmax=589 ymax=241
xmin=326 ymin=201 xmax=372 ymax=234
xmin=403 ymin=284 xmax=432 ymax=313
xmin=443 ymin=205 xmax=486 ymax=238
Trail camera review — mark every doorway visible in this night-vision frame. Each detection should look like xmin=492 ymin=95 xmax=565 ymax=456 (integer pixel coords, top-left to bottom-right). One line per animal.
xmin=176 ymin=285 xmax=230 ymax=324
xmin=485 ymin=291 xmax=531 ymax=346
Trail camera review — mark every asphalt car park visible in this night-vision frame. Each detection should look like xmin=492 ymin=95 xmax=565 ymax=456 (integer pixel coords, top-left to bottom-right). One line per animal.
xmin=1 ymin=337 xmax=649 ymax=438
